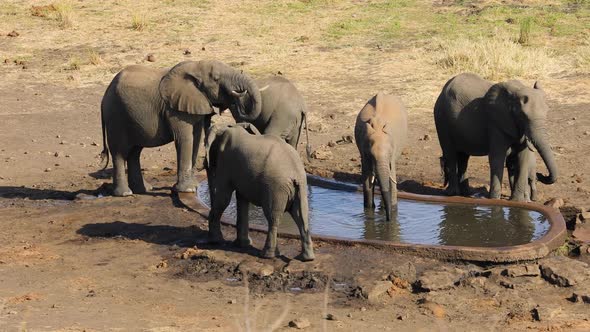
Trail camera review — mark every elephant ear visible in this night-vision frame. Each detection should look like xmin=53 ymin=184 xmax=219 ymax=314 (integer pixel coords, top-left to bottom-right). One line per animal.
xmin=159 ymin=61 xmax=213 ymax=115
xmin=205 ymin=125 xmax=223 ymax=171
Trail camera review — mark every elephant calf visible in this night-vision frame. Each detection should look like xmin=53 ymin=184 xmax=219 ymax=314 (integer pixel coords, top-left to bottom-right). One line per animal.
xmin=228 ymin=75 xmax=311 ymax=156
xmin=355 ymin=93 xmax=408 ymax=221
xmin=205 ymin=123 xmax=314 ymax=261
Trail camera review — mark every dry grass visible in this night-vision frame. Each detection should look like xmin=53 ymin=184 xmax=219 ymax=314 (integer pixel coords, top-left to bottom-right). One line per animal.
xmin=53 ymin=1 xmax=74 ymax=29
xmin=430 ymin=32 xmax=559 ymax=81
xmin=87 ymin=50 xmax=103 ymax=65
xmin=573 ymin=39 xmax=590 ymax=73
xmin=131 ymin=13 xmax=148 ymax=31
xmin=68 ymin=57 xmax=81 ymax=71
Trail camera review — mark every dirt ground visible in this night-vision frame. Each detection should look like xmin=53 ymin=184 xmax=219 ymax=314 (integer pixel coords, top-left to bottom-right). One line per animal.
xmin=1 ymin=0 xmax=590 ymax=331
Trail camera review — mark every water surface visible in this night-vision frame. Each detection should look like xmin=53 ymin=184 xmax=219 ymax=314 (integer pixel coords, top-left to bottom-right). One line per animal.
xmin=197 ymin=181 xmax=549 ymax=247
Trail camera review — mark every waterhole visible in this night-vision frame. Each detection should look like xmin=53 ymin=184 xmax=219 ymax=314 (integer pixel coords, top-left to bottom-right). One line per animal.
xmin=197 ymin=181 xmax=549 ymax=247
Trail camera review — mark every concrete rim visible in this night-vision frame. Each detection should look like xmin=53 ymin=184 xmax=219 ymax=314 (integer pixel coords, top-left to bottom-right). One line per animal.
xmin=178 ymin=174 xmax=567 ymax=263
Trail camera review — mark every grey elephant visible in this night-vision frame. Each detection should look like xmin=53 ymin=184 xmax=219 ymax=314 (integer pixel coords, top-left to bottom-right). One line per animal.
xmin=99 ymin=60 xmax=261 ymax=196
xmin=355 ymin=93 xmax=408 ymax=221
xmin=434 ymin=73 xmax=557 ymax=201
xmin=507 ymin=143 xmax=537 ymax=201
xmin=205 ymin=123 xmax=314 ymax=261
xmin=227 ymin=75 xmax=311 ymax=155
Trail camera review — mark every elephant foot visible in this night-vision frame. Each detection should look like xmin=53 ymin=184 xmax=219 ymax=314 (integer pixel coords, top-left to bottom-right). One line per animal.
xmin=296 ymin=251 xmax=315 ymax=262
xmin=173 ymin=181 xmax=197 ymax=193
xmin=444 ymin=187 xmax=461 ymax=196
xmin=113 ymin=185 xmax=133 ymax=197
xmin=232 ymin=237 xmax=252 ymax=248
xmin=459 ymin=180 xmax=470 ymax=196
xmin=261 ymin=247 xmax=280 ymax=259
xmin=129 ymin=180 xmax=152 ymax=194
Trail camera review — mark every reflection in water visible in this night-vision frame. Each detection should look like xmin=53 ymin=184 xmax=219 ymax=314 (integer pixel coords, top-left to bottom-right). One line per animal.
xmin=197 ymin=181 xmax=549 ymax=247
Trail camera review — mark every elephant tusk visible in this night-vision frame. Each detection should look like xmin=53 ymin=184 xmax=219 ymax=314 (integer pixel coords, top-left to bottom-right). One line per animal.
xmin=390 ymin=175 xmax=397 ymax=184
xmin=231 ymin=90 xmax=247 ymax=98
xmin=259 ymin=85 xmax=270 ymax=92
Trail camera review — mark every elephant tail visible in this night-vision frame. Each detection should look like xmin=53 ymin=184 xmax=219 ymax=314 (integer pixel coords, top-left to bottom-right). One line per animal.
xmin=293 ymin=178 xmax=309 ymax=225
xmin=99 ymin=104 xmax=110 ymax=170
xmin=302 ymin=112 xmax=312 ymax=161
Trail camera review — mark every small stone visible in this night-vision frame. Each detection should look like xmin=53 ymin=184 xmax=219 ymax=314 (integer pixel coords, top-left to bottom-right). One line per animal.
xmin=416 ymin=268 xmax=464 ymax=292
xmin=60 ymin=140 xmax=67 ymax=145
xmin=531 ymin=305 xmax=561 ymax=321
xmin=325 ymin=313 xmax=337 ymax=321
xmin=7 ymin=30 xmax=19 ymax=37
xmin=80 ymin=143 xmax=86 ymax=147
xmin=327 ymin=141 xmax=336 ymax=147
xmin=540 ymin=256 xmax=590 ymax=287
xmin=228 ymin=299 xmax=237 ymax=304
xmin=91 ymin=142 xmax=99 ymax=147
xmin=350 ymin=157 xmax=358 ymax=161
xmin=288 ymin=317 xmax=310 ymax=329
xmin=502 ymin=264 xmax=540 ymax=278
xmin=388 ymin=261 xmax=417 ymax=283
xmin=365 ymin=281 xmax=394 ymax=303
xmin=360 ymin=307 xmax=367 ymax=312
xmin=146 ymin=54 xmax=156 ymax=62
xmin=7 ymin=310 xmax=17 ymax=315
xmin=44 ymin=168 xmax=52 ymax=172
xmin=183 ymin=49 xmax=192 ymax=55
xmin=421 ymin=134 xmax=431 ymax=141
xmin=544 ymin=197 xmax=564 ymax=209
xmin=23 ymin=151 xmax=28 ymax=154
xmin=201 ymin=46 xmax=206 ymax=51
xmin=54 ymin=163 xmax=60 ymax=167
xmin=311 ymin=148 xmax=333 ymax=160
xmin=397 ymin=313 xmax=408 ymax=320
xmin=56 ymin=135 xmax=61 ymax=138
xmin=65 ymin=154 xmax=71 ymax=158
xmin=176 ymin=247 xmax=201 ymax=260
xmin=570 ymin=286 xmax=590 ymax=304
xmin=584 ymin=131 xmax=589 ymax=136
xmin=54 ymin=151 xmax=62 ymax=157
xmin=580 ymin=212 xmax=590 ymax=221
xmin=259 ymin=265 xmax=274 ymax=277
xmin=346 ymin=313 xmax=353 ymax=318
xmin=156 ymin=260 xmax=168 ymax=269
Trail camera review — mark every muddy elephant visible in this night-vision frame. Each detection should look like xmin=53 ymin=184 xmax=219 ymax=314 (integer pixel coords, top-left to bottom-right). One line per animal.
xmin=226 ymin=75 xmax=311 ymax=155
xmin=434 ymin=73 xmax=557 ymax=201
xmin=355 ymin=93 xmax=408 ymax=221
xmin=205 ymin=123 xmax=314 ymax=261
xmin=100 ymin=60 xmax=261 ymax=196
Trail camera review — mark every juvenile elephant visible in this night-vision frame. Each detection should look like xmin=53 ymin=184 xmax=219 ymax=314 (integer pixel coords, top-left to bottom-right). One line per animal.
xmin=227 ymin=75 xmax=311 ymax=155
xmin=205 ymin=123 xmax=314 ymax=261
xmin=355 ymin=93 xmax=408 ymax=221
xmin=100 ymin=60 xmax=261 ymax=196
xmin=434 ymin=73 xmax=557 ymax=201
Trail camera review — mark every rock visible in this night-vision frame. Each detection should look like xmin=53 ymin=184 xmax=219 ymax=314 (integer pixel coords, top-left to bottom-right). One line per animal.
xmin=228 ymin=299 xmax=237 ymax=304
xmin=156 ymin=260 xmax=168 ymax=269
xmin=65 ymin=154 xmax=71 ymax=158
xmin=325 ymin=313 xmax=337 ymax=321
xmin=327 ymin=141 xmax=336 ymax=147
xmin=580 ymin=212 xmax=590 ymax=222
xmin=388 ymin=261 xmax=417 ymax=283
xmin=311 ymin=148 xmax=333 ymax=160
xmin=416 ymin=268 xmax=464 ymax=291
xmin=337 ymin=135 xmax=353 ymax=144
xmin=183 ymin=49 xmax=192 ymax=55
xmin=44 ymin=168 xmax=52 ymax=172
xmin=531 ymin=305 xmax=561 ymax=321
xmin=540 ymin=256 xmax=590 ymax=287
xmin=502 ymin=264 xmax=540 ymax=278
xmin=60 ymin=140 xmax=67 ymax=145
xmin=396 ymin=313 xmax=408 ymax=320
xmin=56 ymin=135 xmax=61 ymax=138
xmin=421 ymin=134 xmax=431 ymax=141
xmin=346 ymin=313 xmax=353 ymax=318
xmin=365 ymin=281 xmax=394 ymax=303
xmin=175 ymin=247 xmax=201 ymax=260
xmin=573 ymin=223 xmax=590 ymax=243
xmin=360 ymin=307 xmax=367 ymax=312
xmin=544 ymin=198 xmax=564 ymax=209
xmin=259 ymin=264 xmax=274 ymax=277
xmin=288 ymin=317 xmax=310 ymax=329
xmin=146 ymin=54 xmax=156 ymax=62
xmin=390 ymin=277 xmax=411 ymax=290
xmin=54 ymin=151 xmax=62 ymax=157
xmin=570 ymin=286 xmax=590 ymax=304
xmin=7 ymin=30 xmax=19 ymax=37
xmin=91 ymin=142 xmax=99 ymax=146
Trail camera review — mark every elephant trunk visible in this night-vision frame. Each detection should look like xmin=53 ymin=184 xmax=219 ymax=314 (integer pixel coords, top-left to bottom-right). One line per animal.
xmin=528 ymin=121 xmax=558 ymax=184
xmin=376 ymin=161 xmax=392 ymax=221
xmin=225 ymin=72 xmax=262 ymax=122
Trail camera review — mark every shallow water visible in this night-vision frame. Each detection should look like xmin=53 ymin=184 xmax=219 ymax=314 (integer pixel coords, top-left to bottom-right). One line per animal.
xmin=197 ymin=181 xmax=549 ymax=247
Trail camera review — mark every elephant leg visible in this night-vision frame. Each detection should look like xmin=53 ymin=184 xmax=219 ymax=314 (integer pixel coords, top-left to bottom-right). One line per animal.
xmin=169 ymin=114 xmax=196 ymax=193
xmin=233 ymin=192 xmax=252 ymax=248
xmin=192 ymin=115 xmax=211 ymax=174
xmin=457 ymin=152 xmax=470 ymax=196
xmin=488 ymin=139 xmax=508 ymax=199
xmin=127 ymin=146 xmax=152 ymax=194
xmin=261 ymin=192 xmax=288 ymax=259
xmin=112 ymin=151 xmax=132 ymax=197
xmin=289 ymin=196 xmax=314 ymax=262
xmin=511 ymin=150 xmax=531 ymax=202
xmin=361 ymin=156 xmax=375 ymax=209
xmin=443 ymin=153 xmax=460 ymax=196
xmin=207 ymin=183 xmax=232 ymax=244
xmin=529 ymin=175 xmax=537 ymax=201
xmin=390 ymin=166 xmax=398 ymax=209
xmin=286 ymin=122 xmax=302 ymax=149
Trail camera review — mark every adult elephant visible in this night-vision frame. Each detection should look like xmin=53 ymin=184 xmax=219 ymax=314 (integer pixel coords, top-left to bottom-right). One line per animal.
xmin=100 ymin=60 xmax=261 ymax=196
xmin=226 ymin=75 xmax=311 ymax=156
xmin=434 ymin=73 xmax=557 ymax=201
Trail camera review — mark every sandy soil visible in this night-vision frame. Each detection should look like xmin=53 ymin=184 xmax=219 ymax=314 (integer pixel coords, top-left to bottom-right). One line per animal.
xmin=1 ymin=0 xmax=590 ymax=331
